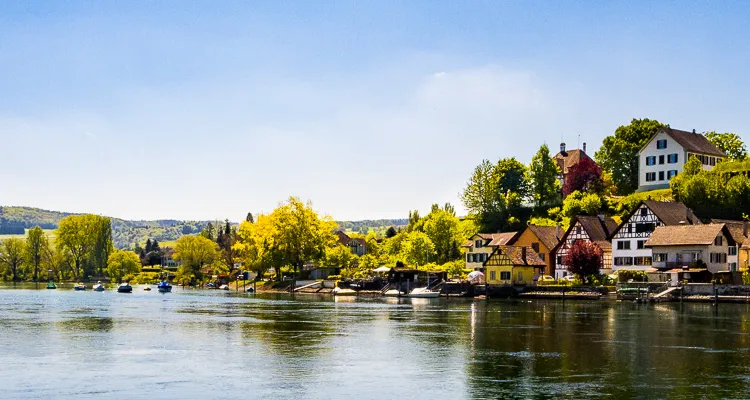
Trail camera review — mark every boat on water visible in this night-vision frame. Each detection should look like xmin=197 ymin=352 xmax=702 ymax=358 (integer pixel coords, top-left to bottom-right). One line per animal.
xmin=157 ymin=281 xmax=172 ymax=293
xmin=144 ymin=287 xmax=152 ymax=291
xmin=219 ymin=284 xmax=229 ymax=290
xmin=406 ymin=287 xmax=440 ymax=298
xmin=117 ymin=283 xmax=133 ymax=293
xmin=46 ymin=281 xmax=57 ymax=290
xmin=73 ymin=283 xmax=87 ymax=291
xmin=383 ymin=289 xmax=403 ymax=297
xmin=92 ymin=281 xmax=105 ymax=291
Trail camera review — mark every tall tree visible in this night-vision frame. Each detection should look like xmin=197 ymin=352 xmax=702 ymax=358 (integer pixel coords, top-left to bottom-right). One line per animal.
xmin=422 ymin=207 xmax=460 ymax=264
xmin=107 ymin=250 xmax=141 ymax=283
xmin=595 ymin=118 xmax=665 ymax=195
xmin=496 ymin=157 xmax=530 ymax=199
xmin=174 ymin=235 xmax=219 ymax=283
xmin=25 ymin=226 xmax=47 ymax=282
xmin=529 ymin=144 xmax=561 ymax=208
xmin=145 ymin=239 xmax=153 ymax=254
xmin=385 ymin=226 xmax=398 ymax=238
xmin=461 ymin=159 xmax=524 ymax=232
xmin=563 ymin=240 xmax=602 ymax=283
xmin=56 ymin=215 xmax=98 ymax=280
xmin=563 ymin=157 xmax=604 ymax=196
xmin=91 ymin=216 xmax=113 ymax=277
xmin=325 ymin=244 xmax=355 ymax=268
xmin=272 ymin=197 xmax=336 ymax=277
xmin=704 ymin=131 xmax=747 ymax=160
xmin=398 ymin=231 xmax=435 ymax=267
xmin=0 ymin=238 xmax=26 ymax=282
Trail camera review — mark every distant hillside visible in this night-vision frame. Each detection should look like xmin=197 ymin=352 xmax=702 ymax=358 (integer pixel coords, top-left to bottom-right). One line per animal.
xmin=0 ymin=206 xmax=212 ymax=249
xmin=0 ymin=206 xmax=407 ymax=249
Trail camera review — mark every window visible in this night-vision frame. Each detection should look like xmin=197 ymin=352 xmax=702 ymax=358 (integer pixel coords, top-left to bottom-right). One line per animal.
xmin=475 ymin=240 xmax=482 ymax=248
xmin=714 ymin=236 xmax=723 ymax=246
xmin=635 ymin=223 xmax=656 ymax=233
xmin=668 ymin=154 xmax=678 ymax=163
xmin=575 ymin=226 xmax=582 ymax=234
xmin=466 ymin=254 xmax=471 ymax=262
xmin=557 ymin=255 xmax=563 ymax=265
xmin=646 ymin=172 xmax=656 ymax=182
xmin=617 ymin=241 xmax=631 ymax=250
xmin=531 ymin=242 xmax=540 ymax=252
xmin=653 ymin=253 xmax=667 ymax=262
xmin=614 ymin=257 xmax=633 ymax=266
xmin=729 ymin=246 xmax=738 ymax=256
xmin=656 ymin=139 xmax=667 ymax=149
xmin=539 ymin=253 xmax=545 ymax=261
xmin=500 ymin=271 xmax=511 ymax=280
xmin=710 ymin=157 xmax=716 ymax=166
xmin=659 ymin=155 xmax=665 ymax=165
xmin=517 ymin=272 xmax=523 ymax=282
xmin=490 ymin=271 xmax=496 ymax=281
xmin=710 ymin=253 xmax=727 ymax=263
xmin=730 ymin=263 xmax=738 ymax=272
xmin=646 ymin=156 xmax=656 ymax=166
xmin=640 ymin=208 xmax=648 ymax=217
xmin=634 ymin=257 xmax=652 ymax=266
xmin=667 ymin=170 xmax=678 ymax=179
xmin=659 ymin=171 xmax=665 ymax=181
xmin=472 ymin=254 xmax=479 ymax=263
xmin=637 ymin=240 xmax=646 ymax=249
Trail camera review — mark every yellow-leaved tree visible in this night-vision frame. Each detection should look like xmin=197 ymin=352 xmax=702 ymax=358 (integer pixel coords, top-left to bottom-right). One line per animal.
xmin=107 ymin=250 xmax=141 ymax=283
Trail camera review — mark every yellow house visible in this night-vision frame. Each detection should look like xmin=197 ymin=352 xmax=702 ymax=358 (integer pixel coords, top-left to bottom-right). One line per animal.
xmin=511 ymin=225 xmax=562 ymax=277
xmin=741 ymin=242 xmax=750 ymax=271
xmin=485 ymin=245 xmax=547 ymax=286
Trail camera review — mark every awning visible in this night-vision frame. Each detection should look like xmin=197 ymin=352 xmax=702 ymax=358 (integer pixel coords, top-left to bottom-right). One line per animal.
xmin=372 ymin=266 xmax=391 ymax=273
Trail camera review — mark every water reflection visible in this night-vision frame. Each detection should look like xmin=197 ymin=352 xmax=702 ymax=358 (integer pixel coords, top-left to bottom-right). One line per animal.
xmin=57 ymin=316 xmax=114 ymax=332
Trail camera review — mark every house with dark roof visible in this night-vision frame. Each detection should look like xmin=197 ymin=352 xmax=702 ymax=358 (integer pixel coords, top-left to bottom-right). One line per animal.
xmin=336 ymin=231 xmax=367 ymax=256
xmin=484 ymin=245 xmax=547 ymax=286
xmin=554 ymin=142 xmax=596 ymax=189
xmin=552 ymin=215 xmax=618 ymax=279
xmin=645 ymin=224 xmax=735 ymax=275
xmin=512 ymin=224 xmax=563 ymax=276
xmin=461 ymin=232 xmax=520 ymax=272
xmin=708 ymin=219 xmax=749 ymax=272
xmin=610 ymin=201 xmax=701 ymax=272
xmin=638 ymin=125 xmax=726 ymax=191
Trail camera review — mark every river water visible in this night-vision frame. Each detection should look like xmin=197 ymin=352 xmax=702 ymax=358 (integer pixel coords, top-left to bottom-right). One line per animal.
xmin=2 ymin=285 xmax=750 ymax=399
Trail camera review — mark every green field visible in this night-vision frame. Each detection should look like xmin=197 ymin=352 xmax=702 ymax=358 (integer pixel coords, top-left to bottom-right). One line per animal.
xmin=0 ymin=229 xmax=56 ymax=246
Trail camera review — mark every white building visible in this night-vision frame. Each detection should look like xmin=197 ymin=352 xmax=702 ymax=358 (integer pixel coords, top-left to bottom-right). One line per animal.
xmin=709 ymin=219 xmax=749 ymax=272
xmin=462 ymin=232 xmax=519 ymax=272
xmin=645 ymin=224 xmax=735 ymax=274
xmin=610 ymin=201 xmax=701 ymax=272
xmin=638 ymin=126 xmax=725 ymax=192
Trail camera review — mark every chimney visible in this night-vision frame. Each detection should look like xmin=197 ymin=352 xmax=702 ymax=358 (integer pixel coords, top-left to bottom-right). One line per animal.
xmin=560 ymin=142 xmax=566 ymax=153
xmin=667 ymin=124 xmax=670 ymax=128
xmin=521 ymin=247 xmax=527 ymax=264
xmin=582 ymin=142 xmax=587 ymax=153
xmin=555 ymin=223 xmax=561 ymax=239
xmin=692 ymin=129 xmax=696 ymax=134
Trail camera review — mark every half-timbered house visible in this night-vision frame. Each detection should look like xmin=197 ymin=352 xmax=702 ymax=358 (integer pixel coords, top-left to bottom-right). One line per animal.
xmin=461 ymin=232 xmax=519 ymax=272
xmin=552 ymin=215 xmax=618 ymax=279
xmin=485 ymin=245 xmax=546 ymax=286
xmin=610 ymin=201 xmax=702 ymax=272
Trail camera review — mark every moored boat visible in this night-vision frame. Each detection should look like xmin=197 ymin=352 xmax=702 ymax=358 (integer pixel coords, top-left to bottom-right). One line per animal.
xmin=117 ymin=282 xmax=133 ymax=293
xmin=92 ymin=281 xmax=105 ymax=291
xmin=144 ymin=287 xmax=152 ymax=291
xmin=332 ymin=287 xmax=357 ymax=296
xmin=406 ymin=287 xmax=440 ymax=298
xmin=73 ymin=283 xmax=87 ymax=291
xmin=383 ymin=289 xmax=403 ymax=297
xmin=219 ymin=284 xmax=229 ymax=290
xmin=157 ymin=281 xmax=172 ymax=293
xmin=46 ymin=281 xmax=57 ymax=290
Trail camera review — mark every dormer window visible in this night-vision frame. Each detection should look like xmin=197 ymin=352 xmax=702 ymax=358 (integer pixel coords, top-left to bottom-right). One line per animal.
xmin=475 ymin=240 xmax=482 ymax=248
xmin=714 ymin=236 xmax=723 ymax=246
xmin=656 ymin=139 xmax=667 ymax=149
xmin=640 ymin=208 xmax=648 ymax=217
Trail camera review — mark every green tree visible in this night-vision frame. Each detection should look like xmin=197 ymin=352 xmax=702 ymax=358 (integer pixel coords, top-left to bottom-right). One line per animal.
xmin=529 ymin=144 xmax=561 ymax=208
xmin=107 ymin=250 xmax=141 ymax=283
xmin=272 ymin=197 xmax=337 ymax=277
xmin=25 ymin=226 xmax=48 ymax=282
xmin=91 ymin=216 xmax=114 ymax=277
xmin=422 ymin=207 xmax=460 ymax=264
xmin=56 ymin=215 xmax=97 ymax=280
xmin=398 ymin=231 xmax=435 ymax=267
xmin=704 ymin=131 xmax=747 ymax=160
xmin=461 ymin=159 xmax=523 ymax=232
xmin=174 ymin=235 xmax=219 ymax=282
xmin=595 ymin=118 xmax=665 ymax=195
xmin=0 ymin=238 xmax=26 ymax=281
xmin=496 ymin=158 xmax=530 ymax=199
xmin=325 ymin=244 xmax=355 ymax=268
xmin=385 ymin=226 xmax=397 ymax=238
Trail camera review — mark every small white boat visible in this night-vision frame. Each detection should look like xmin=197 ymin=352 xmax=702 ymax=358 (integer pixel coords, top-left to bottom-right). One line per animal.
xmin=73 ymin=283 xmax=87 ymax=291
xmin=383 ymin=289 xmax=403 ymax=297
xmin=332 ymin=287 xmax=357 ymax=296
xmin=117 ymin=283 xmax=133 ymax=293
xmin=406 ymin=287 xmax=440 ymax=298
xmin=92 ymin=281 xmax=105 ymax=292
xmin=219 ymin=284 xmax=229 ymax=290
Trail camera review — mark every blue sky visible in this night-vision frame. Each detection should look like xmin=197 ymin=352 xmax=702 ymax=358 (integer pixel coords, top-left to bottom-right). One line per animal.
xmin=1 ymin=1 xmax=749 ymax=221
